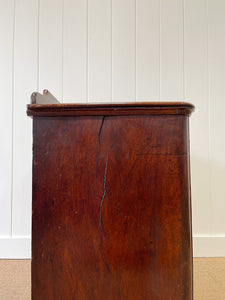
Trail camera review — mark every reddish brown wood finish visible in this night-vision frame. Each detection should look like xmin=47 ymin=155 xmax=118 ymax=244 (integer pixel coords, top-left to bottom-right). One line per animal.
xmin=27 ymin=101 xmax=194 ymax=117
xmin=29 ymin=103 xmax=194 ymax=300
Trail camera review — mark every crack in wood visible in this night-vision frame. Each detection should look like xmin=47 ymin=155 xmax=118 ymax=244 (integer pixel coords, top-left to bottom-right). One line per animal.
xmin=99 ymin=151 xmax=108 ymax=238
xmin=98 ymin=116 xmax=105 ymax=152
xmin=98 ymin=151 xmax=110 ymax=272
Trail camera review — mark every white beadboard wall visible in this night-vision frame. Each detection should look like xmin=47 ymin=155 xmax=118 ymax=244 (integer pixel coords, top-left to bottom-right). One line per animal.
xmin=0 ymin=0 xmax=225 ymax=258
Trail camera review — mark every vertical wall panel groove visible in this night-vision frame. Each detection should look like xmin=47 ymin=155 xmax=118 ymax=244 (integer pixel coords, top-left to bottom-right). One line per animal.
xmin=112 ymin=0 xmax=136 ymax=101
xmin=12 ymin=0 xmax=38 ymax=236
xmin=110 ymin=0 xmax=112 ymax=102
xmin=63 ymin=0 xmax=87 ymax=102
xmin=206 ymin=0 xmax=212 ymax=235
xmin=134 ymin=0 xmax=137 ymax=101
xmin=182 ymin=0 xmax=185 ymax=100
xmin=88 ymin=0 xmax=112 ymax=102
xmin=111 ymin=0 xmax=113 ymax=100
xmin=0 ymin=0 xmax=14 ymax=236
xmin=160 ymin=0 xmax=184 ymax=100
xmin=86 ymin=0 xmax=89 ymax=102
xmin=136 ymin=0 xmax=160 ymax=100
xmin=159 ymin=0 xmax=161 ymax=100
xmin=184 ymin=0 xmax=211 ymax=235
xmin=11 ymin=0 xmax=16 ymax=237
xmin=39 ymin=0 xmax=63 ymax=100
xmin=61 ymin=0 xmax=64 ymax=102
xmin=37 ymin=0 xmax=40 ymax=91
xmin=10 ymin=0 xmax=16 ymax=236
xmin=208 ymin=0 xmax=225 ymax=235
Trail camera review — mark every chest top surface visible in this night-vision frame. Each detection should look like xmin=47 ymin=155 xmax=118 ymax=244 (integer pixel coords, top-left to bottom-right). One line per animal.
xmin=27 ymin=101 xmax=194 ymax=117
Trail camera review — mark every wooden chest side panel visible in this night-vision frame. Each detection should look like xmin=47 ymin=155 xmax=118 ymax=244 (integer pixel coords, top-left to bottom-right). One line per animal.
xmin=32 ymin=115 xmax=192 ymax=300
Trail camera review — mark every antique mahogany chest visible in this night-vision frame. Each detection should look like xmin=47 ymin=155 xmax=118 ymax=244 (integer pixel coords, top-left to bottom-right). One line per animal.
xmin=27 ymin=98 xmax=194 ymax=300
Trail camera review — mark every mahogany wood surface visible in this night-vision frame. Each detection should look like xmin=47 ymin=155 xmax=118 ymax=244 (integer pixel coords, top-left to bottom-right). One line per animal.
xmin=27 ymin=101 xmax=194 ymax=117
xmin=29 ymin=103 xmax=194 ymax=300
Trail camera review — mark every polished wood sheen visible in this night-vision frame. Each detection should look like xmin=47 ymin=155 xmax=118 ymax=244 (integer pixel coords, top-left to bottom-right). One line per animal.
xmin=28 ymin=102 xmax=194 ymax=300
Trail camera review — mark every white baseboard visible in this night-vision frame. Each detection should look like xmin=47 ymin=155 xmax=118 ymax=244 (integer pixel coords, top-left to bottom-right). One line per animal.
xmin=0 ymin=237 xmax=31 ymax=259
xmin=0 ymin=236 xmax=225 ymax=259
xmin=193 ymin=236 xmax=225 ymax=257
